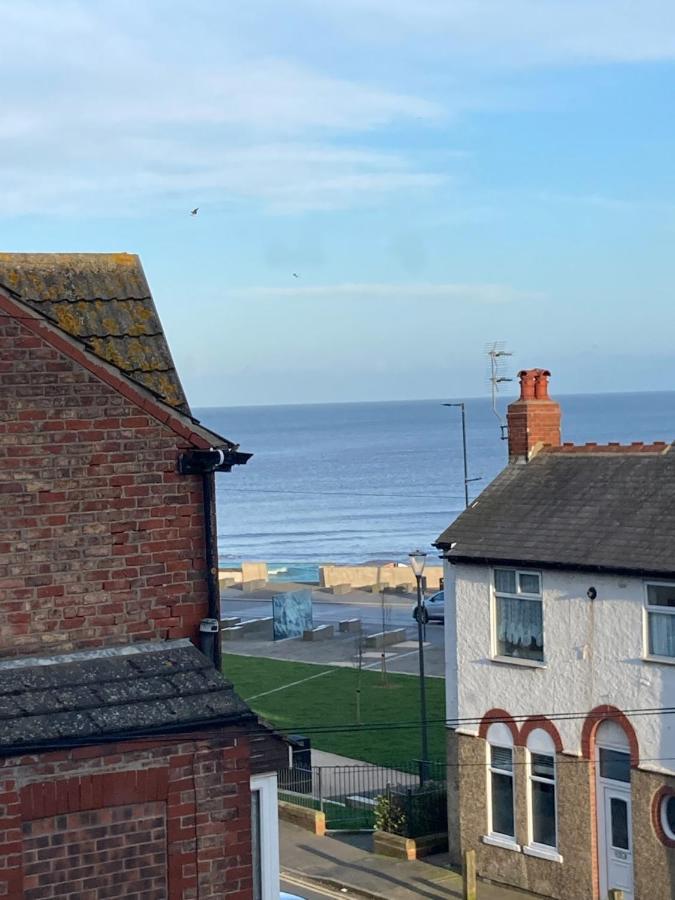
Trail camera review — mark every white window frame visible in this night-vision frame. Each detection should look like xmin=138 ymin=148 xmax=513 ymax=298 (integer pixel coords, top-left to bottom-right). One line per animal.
xmin=483 ymin=722 xmax=520 ymax=851
xmin=660 ymin=794 xmax=675 ymax=841
xmin=250 ymin=773 xmax=280 ymax=900
xmin=524 ymin=729 xmax=562 ymax=863
xmin=491 ymin=567 xmax=545 ymax=666
xmin=643 ymin=581 xmax=675 ymax=664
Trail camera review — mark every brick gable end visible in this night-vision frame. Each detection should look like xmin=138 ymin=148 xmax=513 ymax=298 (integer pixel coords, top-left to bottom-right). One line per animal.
xmin=0 ymin=315 xmax=209 ymax=656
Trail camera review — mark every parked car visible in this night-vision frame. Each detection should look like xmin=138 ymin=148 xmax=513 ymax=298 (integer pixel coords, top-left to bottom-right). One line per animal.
xmin=412 ymin=590 xmax=444 ymax=624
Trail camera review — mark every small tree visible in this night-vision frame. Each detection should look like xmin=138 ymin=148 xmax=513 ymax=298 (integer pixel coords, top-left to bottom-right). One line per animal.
xmin=373 ymin=793 xmax=407 ymax=836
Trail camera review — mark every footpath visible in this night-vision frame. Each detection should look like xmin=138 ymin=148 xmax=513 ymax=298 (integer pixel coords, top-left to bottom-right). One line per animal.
xmin=280 ymin=820 xmax=538 ymax=900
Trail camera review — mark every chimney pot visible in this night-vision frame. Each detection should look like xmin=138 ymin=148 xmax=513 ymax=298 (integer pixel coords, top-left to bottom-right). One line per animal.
xmin=518 ymin=369 xmax=537 ymax=400
xmin=534 ymin=369 xmax=551 ymax=400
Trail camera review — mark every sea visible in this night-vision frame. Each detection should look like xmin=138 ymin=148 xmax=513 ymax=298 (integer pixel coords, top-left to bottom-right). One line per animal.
xmin=195 ymin=392 xmax=675 ymax=583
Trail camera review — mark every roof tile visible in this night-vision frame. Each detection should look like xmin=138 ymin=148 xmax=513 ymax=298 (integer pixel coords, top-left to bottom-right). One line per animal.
xmin=436 ymin=446 xmax=675 ymax=576
xmin=0 ymin=642 xmax=254 ymax=754
xmin=0 ymin=253 xmax=189 ymax=413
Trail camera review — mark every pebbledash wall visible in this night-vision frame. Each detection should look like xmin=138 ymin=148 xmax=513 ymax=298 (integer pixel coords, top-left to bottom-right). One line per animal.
xmin=0 ymin=315 xmax=210 ymax=657
xmin=0 ymin=733 xmax=254 ymax=900
xmin=444 ymin=560 xmax=675 ymax=900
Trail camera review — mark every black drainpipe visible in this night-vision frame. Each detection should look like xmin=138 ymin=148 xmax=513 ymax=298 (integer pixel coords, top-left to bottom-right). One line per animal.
xmin=201 ymin=467 xmax=221 ymax=669
xmin=178 ymin=448 xmax=231 ymax=670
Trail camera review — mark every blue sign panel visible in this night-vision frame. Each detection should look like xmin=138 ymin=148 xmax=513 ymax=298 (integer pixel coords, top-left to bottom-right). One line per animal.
xmin=273 ymin=589 xmax=313 ymax=640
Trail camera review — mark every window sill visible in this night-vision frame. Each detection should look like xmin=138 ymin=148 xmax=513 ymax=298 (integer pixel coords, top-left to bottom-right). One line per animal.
xmin=523 ymin=844 xmax=563 ymax=863
xmin=482 ymin=834 xmax=521 ymax=852
xmin=491 ymin=656 xmax=546 ymax=670
xmin=642 ymin=655 xmax=675 ymax=667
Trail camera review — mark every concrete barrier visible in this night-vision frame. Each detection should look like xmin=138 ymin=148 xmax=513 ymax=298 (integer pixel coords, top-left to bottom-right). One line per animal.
xmin=241 ymin=578 xmax=267 ymax=593
xmin=373 ymin=830 xmax=448 ymax=860
xmin=278 ymin=801 xmax=326 ymax=836
xmin=365 ymin=629 xmax=406 ymax=649
xmin=319 ymin=563 xmax=442 ymax=592
xmin=338 ymin=619 xmax=361 ymax=633
xmin=219 ymin=569 xmax=243 ymax=585
xmin=303 ymin=625 xmax=334 ymax=641
xmin=328 ymin=584 xmax=351 ymax=595
xmin=221 ymin=617 xmax=274 ymax=640
xmin=242 ymin=561 xmax=268 ymax=583
xmin=221 ymin=617 xmax=241 ymax=628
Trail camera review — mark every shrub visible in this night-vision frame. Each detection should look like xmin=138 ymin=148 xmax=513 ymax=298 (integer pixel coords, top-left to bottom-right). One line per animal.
xmin=373 ymin=793 xmax=407 ymax=836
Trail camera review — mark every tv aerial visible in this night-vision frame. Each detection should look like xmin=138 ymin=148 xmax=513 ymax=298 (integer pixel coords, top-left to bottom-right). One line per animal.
xmin=486 ymin=342 xmax=513 ymax=440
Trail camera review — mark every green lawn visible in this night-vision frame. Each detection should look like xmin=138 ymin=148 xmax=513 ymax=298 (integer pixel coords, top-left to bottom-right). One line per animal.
xmin=221 ymin=653 xmax=446 ymax=767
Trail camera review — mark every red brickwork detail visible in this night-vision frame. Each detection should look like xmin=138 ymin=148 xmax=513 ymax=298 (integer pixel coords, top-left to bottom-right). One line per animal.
xmin=0 ymin=777 xmax=23 ymax=898
xmin=506 ymin=367 xmax=561 ymax=458
xmin=507 ymin=401 xmax=562 ymax=458
xmin=22 ymin=801 xmax=167 ymax=900
xmin=0 ymin=734 xmax=253 ymax=899
xmin=517 ymin=715 xmax=564 ymax=752
xmin=651 ymin=786 xmax=675 ymax=848
xmin=580 ymin=704 xmax=640 ymax=767
xmin=547 ymin=441 xmax=670 ymax=454
xmin=0 ymin=315 xmax=210 ymax=656
xmin=19 ymin=768 xmax=169 ymax=820
xmin=581 ymin=705 xmax=639 ymax=900
xmin=477 ymin=708 xmax=520 ymax=744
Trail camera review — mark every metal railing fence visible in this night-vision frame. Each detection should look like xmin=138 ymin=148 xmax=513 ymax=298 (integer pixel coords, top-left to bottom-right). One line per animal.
xmin=278 ymin=760 xmax=447 ymax=832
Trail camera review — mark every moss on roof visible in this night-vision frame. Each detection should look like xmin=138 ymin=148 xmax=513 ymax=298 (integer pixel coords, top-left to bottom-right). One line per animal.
xmin=0 ymin=253 xmax=190 ymax=413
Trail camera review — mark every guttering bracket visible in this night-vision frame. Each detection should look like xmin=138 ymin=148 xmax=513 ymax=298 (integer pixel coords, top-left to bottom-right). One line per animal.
xmin=178 ymin=447 xmax=252 ymax=475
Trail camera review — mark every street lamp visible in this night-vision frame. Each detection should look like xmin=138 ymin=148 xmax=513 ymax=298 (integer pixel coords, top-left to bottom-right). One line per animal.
xmin=409 ymin=548 xmax=429 ymax=784
xmin=442 ymin=402 xmax=481 ymax=508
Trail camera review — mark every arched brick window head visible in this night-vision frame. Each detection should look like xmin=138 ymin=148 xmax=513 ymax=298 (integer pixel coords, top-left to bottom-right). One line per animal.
xmin=479 ymin=709 xmax=520 ymax=744
xmin=580 ymin=705 xmax=639 ymax=767
xmin=518 ymin=716 xmax=563 ymax=752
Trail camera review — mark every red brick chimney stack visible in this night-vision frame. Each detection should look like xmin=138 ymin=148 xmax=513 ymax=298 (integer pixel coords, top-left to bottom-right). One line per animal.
xmin=507 ymin=368 xmax=561 ymax=460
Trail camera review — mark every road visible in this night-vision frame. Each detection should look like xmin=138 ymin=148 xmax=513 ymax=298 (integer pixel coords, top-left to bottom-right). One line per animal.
xmin=220 ymin=589 xmax=444 ymax=650
xmin=282 ymin=874 xmax=358 ymax=899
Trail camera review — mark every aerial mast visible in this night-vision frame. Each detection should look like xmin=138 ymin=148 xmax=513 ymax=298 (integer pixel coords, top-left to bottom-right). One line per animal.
xmin=486 ymin=342 xmax=513 ymax=441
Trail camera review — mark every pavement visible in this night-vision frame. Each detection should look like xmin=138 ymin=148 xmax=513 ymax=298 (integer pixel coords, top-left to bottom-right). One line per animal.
xmin=219 ymin=582 xmax=445 ymax=677
xmin=280 ymin=820 xmax=537 ymax=900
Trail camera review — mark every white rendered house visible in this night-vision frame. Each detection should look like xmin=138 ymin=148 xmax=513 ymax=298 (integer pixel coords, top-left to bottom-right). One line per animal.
xmin=435 ymin=369 xmax=675 ymax=900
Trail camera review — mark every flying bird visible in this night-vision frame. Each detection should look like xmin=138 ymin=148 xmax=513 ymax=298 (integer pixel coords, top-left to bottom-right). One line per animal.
xmin=190 ymin=208 xmax=199 ymax=216
xmin=292 ymin=273 xmax=299 ymax=278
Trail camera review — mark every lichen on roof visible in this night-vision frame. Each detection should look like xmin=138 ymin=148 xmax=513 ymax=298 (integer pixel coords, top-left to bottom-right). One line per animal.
xmin=0 ymin=253 xmax=190 ymax=414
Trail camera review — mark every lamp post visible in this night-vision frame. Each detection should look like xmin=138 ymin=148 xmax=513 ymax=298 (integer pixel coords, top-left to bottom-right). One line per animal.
xmin=409 ymin=548 xmax=429 ymax=784
xmin=443 ymin=402 xmax=481 ymax=508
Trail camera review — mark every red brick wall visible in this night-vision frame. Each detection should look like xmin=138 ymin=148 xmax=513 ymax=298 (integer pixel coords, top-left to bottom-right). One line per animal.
xmin=507 ymin=399 xmax=562 ymax=458
xmin=0 ymin=733 xmax=253 ymax=900
xmin=0 ymin=315 xmax=210 ymax=656
xmin=22 ymin=802 xmax=167 ymax=899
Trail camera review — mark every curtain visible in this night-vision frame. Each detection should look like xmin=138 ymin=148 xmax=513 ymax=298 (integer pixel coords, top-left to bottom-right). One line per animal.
xmin=649 ymin=612 xmax=675 ymax=658
xmin=497 ymin=596 xmax=543 ymax=660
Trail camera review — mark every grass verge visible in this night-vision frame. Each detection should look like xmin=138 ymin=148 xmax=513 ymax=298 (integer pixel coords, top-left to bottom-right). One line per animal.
xmin=221 ymin=653 xmax=445 ymax=767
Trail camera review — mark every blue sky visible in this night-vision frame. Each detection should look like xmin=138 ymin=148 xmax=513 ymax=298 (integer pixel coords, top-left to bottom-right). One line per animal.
xmin=2 ymin=1 xmax=675 ymax=406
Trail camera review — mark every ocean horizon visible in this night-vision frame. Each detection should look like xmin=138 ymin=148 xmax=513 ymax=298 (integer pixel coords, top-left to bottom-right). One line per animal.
xmin=195 ymin=390 xmax=675 ymax=574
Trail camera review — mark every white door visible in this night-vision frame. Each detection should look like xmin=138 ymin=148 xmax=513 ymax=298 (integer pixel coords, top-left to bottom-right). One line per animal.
xmin=599 ymin=782 xmax=634 ymax=900
xmin=596 ymin=725 xmax=634 ymax=900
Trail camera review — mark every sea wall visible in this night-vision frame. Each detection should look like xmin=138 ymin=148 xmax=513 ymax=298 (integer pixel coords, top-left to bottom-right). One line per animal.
xmin=319 ymin=564 xmax=442 ymax=591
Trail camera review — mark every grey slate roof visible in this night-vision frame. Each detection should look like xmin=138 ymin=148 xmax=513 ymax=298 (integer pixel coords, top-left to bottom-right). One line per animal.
xmin=435 ymin=446 xmax=675 ymax=577
xmin=0 ymin=640 xmax=253 ymax=755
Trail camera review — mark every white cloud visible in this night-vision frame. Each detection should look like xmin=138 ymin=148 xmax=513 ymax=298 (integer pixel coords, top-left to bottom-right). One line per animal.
xmin=231 ymin=282 xmax=543 ymax=304
xmin=1 ymin=0 xmax=672 ymax=218
xmin=0 ymin=2 xmax=445 ymax=216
